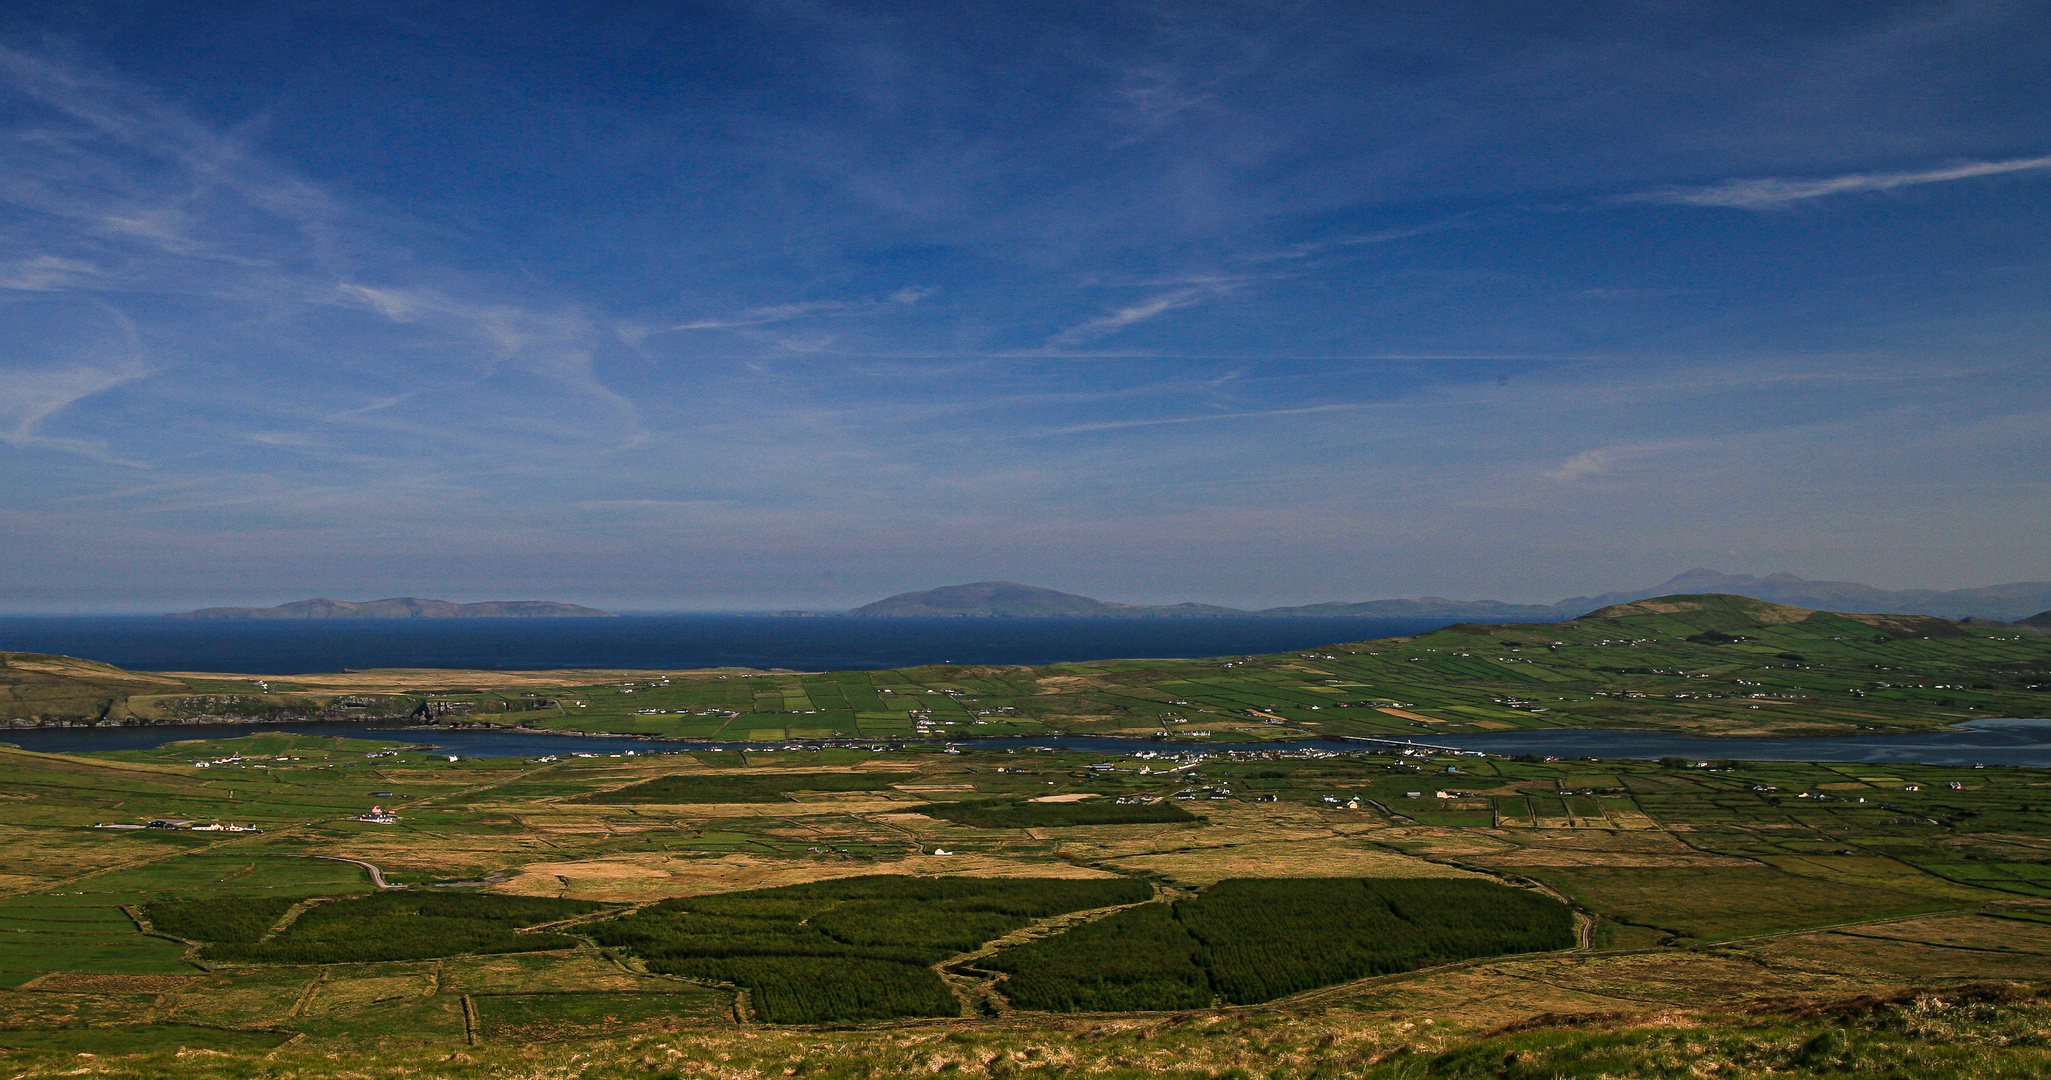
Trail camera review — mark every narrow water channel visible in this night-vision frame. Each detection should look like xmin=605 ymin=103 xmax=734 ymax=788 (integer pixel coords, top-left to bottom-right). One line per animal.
xmin=7 ymin=717 xmax=2051 ymax=766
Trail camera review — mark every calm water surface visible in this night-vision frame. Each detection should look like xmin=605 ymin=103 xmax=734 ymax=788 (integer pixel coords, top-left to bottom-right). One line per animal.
xmin=6 ymin=718 xmax=2050 ymax=767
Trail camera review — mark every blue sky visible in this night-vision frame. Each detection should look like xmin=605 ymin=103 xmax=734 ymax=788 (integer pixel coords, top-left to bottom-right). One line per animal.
xmin=1 ymin=0 xmax=2047 ymax=612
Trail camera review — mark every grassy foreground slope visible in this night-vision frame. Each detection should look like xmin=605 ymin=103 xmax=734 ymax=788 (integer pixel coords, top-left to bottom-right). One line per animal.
xmin=7 ymin=993 xmax=2051 ymax=1080
xmin=0 ymin=728 xmax=2044 ymax=1075
xmin=6 ymin=594 xmax=2050 ymax=738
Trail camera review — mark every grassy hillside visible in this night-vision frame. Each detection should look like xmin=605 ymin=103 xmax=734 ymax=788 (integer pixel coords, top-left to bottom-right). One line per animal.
xmin=0 ymin=652 xmax=185 ymax=725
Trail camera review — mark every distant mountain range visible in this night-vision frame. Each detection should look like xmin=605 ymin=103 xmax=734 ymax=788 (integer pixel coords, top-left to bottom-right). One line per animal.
xmin=820 ymin=570 xmax=2051 ymax=622
xmin=164 ymin=597 xmax=616 ymax=620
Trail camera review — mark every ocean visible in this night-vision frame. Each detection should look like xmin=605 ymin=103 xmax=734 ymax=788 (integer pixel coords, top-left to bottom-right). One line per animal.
xmin=0 ymin=614 xmax=1485 ymax=674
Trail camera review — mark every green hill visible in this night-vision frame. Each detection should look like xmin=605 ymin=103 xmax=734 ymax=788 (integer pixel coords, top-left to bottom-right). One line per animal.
xmin=0 ymin=652 xmax=389 ymax=727
xmin=0 ymin=652 xmax=187 ymax=725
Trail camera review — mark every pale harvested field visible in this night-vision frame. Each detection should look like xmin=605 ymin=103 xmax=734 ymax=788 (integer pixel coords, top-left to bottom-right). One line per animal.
xmin=1734 ymin=920 xmax=2051 ymax=984
xmin=149 ymin=668 xmax=769 ymax=692
xmin=1485 ymin=830 xmax=1697 ymax=853
xmin=1304 ymin=941 xmax=1888 ymax=1024
xmin=1832 ymin=911 xmax=2051 ymax=953
xmin=1487 ymin=950 xmax=1860 ymax=1006
xmin=24 ymin=973 xmax=206 ymax=994
xmin=503 ymin=798 xmax=918 ymax=819
xmin=1475 ymin=851 xmax=1758 ymax=868
xmin=493 ymin=850 xmax=1122 ymax=901
xmin=1093 ymin=839 xmax=1484 ymax=885
xmin=1373 ymin=827 xmax=1523 ymax=857
xmin=1601 ymin=807 xmax=1663 ymax=829
xmin=300 ymin=971 xmax=437 ymax=1016
xmin=0 ymin=827 xmax=204 ymax=889
xmin=158 ymin=974 xmax=316 ymax=1027
xmin=1347 ymin=973 xmax=1650 ymax=1027
xmin=437 ymin=952 xmax=665 ymax=995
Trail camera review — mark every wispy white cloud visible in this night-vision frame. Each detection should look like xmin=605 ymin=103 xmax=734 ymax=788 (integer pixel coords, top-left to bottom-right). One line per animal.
xmin=0 ymin=47 xmax=651 ymax=473
xmin=631 ymin=287 xmax=933 ymax=339
xmin=1624 ymin=155 xmax=2051 ymax=209
xmin=1024 ymin=401 xmax=1366 ymax=437
xmin=1047 ymin=286 xmax=1229 ymax=347
xmin=1246 ymin=216 xmax=1476 ymax=263
xmin=0 ymin=45 xmax=342 ymax=261
xmin=0 ymin=360 xmax=152 ymax=466
xmin=1543 ymin=447 xmax=1619 ymax=482
xmin=0 ymin=256 xmax=101 ymax=291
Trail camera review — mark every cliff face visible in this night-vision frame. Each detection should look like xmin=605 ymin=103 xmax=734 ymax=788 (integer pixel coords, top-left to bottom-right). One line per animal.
xmin=166 ymin=597 xmax=616 ymax=619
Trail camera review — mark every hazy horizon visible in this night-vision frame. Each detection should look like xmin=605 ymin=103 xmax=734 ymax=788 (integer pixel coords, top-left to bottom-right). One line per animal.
xmin=6 ymin=566 xmax=2051 ymax=617
xmin=2 ymin=3 xmax=2046 ymax=612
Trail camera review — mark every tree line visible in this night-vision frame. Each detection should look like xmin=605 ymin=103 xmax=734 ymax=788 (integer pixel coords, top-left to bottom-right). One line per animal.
xmin=194 ymin=892 xmax=609 ymax=965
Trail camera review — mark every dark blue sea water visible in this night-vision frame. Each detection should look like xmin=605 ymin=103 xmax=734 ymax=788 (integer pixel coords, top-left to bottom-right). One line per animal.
xmin=0 ymin=614 xmax=1473 ymax=675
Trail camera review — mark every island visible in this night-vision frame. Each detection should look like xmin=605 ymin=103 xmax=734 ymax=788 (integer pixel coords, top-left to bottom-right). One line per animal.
xmin=164 ymin=597 xmax=616 ymax=619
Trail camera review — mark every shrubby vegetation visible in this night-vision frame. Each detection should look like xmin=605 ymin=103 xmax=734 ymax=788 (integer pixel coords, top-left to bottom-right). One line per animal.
xmin=669 ymin=956 xmax=957 ymax=1023
xmin=1186 ymin=878 xmax=1575 ymax=1003
xmin=581 ymin=772 xmax=898 ymax=803
xmin=987 ymin=878 xmax=1574 ymax=1011
xmin=143 ymin=896 xmax=297 ymax=943
xmin=981 ymin=902 xmax=1209 ymax=1012
xmin=916 ymin=798 xmax=1196 ymax=828
xmin=201 ymin=893 xmax=608 ymax=964
xmin=587 ymin=875 xmax=1150 ymax=1023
